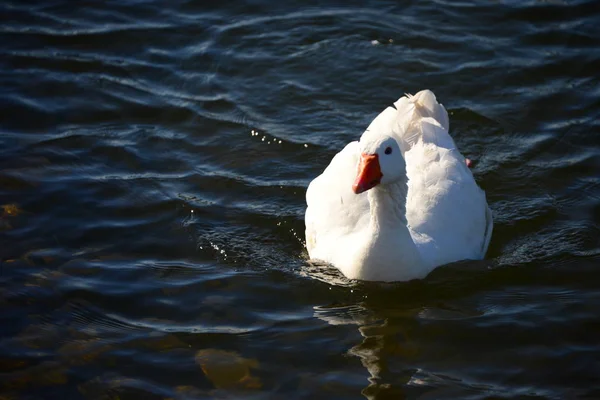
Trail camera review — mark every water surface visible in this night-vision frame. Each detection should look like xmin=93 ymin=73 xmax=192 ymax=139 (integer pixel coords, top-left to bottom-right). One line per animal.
xmin=1 ymin=0 xmax=600 ymax=398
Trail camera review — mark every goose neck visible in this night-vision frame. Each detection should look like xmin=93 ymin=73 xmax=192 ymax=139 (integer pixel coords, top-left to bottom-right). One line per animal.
xmin=367 ymin=181 xmax=408 ymax=230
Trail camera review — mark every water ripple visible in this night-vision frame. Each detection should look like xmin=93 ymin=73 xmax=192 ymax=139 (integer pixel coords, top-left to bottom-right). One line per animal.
xmin=1 ymin=0 xmax=600 ymax=398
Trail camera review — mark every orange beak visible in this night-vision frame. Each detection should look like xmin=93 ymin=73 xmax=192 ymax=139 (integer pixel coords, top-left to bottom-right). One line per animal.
xmin=352 ymin=153 xmax=383 ymax=194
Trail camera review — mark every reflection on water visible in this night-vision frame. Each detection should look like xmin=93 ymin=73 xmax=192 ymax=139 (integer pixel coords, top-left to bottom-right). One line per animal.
xmin=315 ymin=302 xmax=435 ymax=399
xmin=315 ymin=304 xmax=401 ymax=398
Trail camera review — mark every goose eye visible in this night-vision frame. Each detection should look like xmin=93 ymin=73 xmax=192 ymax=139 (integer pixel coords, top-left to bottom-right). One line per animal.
xmin=384 ymin=146 xmax=392 ymax=155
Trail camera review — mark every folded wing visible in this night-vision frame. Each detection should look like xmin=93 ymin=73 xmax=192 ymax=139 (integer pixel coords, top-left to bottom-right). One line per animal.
xmin=405 ymin=118 xmax=493 ymax=266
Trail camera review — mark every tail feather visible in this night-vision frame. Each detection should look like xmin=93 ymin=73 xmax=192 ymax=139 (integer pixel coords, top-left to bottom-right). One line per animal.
xmin=362 ymin=90 xmax=453 ymax=154
xmin=405 ymin=90 xmax=449 ymax=132
xmin=390 ymin=90 xmax=452 ymax=152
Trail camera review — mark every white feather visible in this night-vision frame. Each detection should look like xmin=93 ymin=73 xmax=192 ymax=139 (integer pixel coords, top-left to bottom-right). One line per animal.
xmin=304 ymin=90 xmax=493 ymax=282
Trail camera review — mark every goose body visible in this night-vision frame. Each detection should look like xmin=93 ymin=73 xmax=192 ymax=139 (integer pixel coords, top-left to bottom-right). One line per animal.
xmin=305 ymin=90 xmax=493 ymax=282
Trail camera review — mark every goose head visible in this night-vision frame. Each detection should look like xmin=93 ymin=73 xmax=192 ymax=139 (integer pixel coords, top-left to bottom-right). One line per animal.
xmin=352 ymin=133 xmax=405 ymax=194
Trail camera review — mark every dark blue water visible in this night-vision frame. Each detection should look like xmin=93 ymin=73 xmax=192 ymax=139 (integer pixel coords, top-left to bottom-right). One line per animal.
xmin=1 ymin=0 xmax=600 ymax=398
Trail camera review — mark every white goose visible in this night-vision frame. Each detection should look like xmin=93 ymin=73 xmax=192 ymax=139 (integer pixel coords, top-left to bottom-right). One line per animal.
xmin=305 ymin=90 xmax=493 ymax=282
